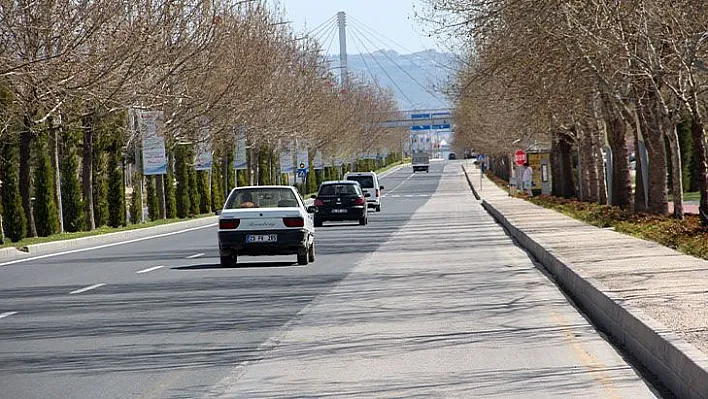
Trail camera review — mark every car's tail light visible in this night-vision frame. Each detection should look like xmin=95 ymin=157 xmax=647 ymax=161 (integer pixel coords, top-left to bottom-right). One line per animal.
xmin=219 ymin=219 xmax=240 ymax=229
xmin=283 ymin=217 xmax=304 ymax=228
xmin=353 ymin=197 xmax=366 ymax=205
xmin=314 ymin=198 xmax=324 ymax=207
xmin=376 ymin=189 xmax=380 ymax=197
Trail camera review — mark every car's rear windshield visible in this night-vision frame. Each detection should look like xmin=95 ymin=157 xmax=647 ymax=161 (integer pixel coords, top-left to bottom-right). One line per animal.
xmin=224 ymin=188 xmax=299 ymax=209
xmin=319 ymin=184 xmax=360 ymax=196
xmin=346 ymin=176 xmax=374 ymax=188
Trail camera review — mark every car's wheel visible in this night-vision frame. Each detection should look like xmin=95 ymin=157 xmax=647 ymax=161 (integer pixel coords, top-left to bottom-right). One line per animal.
xmin=308 ymin=242 xmax=315 ymax=262
xmin=297 ymin=246 xmax=309 ymax=265
xmin=376 ymin=205 xmax=381 ymax=212
xmin=314 ymin=218 xmax=323 ymax=227
xmin=359 ymin=216 xmax=367 ymax=226
xmin=220 ymin=254 xmax=235 ymax=267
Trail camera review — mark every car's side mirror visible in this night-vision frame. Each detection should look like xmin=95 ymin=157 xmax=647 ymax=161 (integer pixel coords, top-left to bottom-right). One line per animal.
xmin=379 ymin=186 xmax=384 ymax=190
xmin=215 ymin=209 xmax=222 ymax=215
xmin=310 ymin=194 xmax=316 ymax=199
xmin=364 ymin=193 xmax=371 ymax=198
xmin=306 ymin=206 xmax=317 ymax=214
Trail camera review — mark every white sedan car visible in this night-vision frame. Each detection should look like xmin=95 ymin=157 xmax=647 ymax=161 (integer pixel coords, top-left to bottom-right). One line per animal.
xmin=217 ymin=186 xmax=316 ymax=267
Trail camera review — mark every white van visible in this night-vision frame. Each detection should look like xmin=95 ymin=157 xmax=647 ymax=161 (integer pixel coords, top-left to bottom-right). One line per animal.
xmin=343 ymin=171 xmax=384 ymax=212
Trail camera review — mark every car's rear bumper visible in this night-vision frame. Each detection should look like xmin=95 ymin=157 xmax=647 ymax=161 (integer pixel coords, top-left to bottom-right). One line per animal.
xmin=218 ymin=229 xmax=310 ymax=256
xmin=315 ymin=206 xmax=366 ymax=221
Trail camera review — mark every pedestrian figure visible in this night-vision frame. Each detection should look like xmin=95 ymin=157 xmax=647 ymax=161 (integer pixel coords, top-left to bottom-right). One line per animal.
xmin=522 ymin=162 xmax=533 ymax=196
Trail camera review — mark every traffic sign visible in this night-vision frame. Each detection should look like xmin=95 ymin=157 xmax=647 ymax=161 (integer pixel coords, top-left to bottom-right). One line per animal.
xmin=514 ymin=149 xmax=526 ymax=166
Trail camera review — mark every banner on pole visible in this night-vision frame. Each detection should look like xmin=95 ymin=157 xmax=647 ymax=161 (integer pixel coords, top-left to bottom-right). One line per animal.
xmin=195 ymin=140 xmax=212 ymax=171
xmin=280 ymin=141 xmax=295 ymax=175
xmin=234 ymin=128 xmax=247 ymax=170
xmin=140 ymin=110 xmax=167 ymax=175
xmin=194 ymin=122 xmax=212 ymax=171
xmin=296 ymin=140 xmax=309 ymax=171
xmin=314 ymin=150 xmax=324 ymax=170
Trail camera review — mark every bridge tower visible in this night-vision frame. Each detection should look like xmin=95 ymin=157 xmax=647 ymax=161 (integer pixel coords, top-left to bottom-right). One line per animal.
xmin=337 ymin=11 xmax=348 ymax=88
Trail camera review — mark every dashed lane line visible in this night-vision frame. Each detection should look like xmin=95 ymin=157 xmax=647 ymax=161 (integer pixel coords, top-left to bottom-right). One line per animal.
xmin=186 ymin=253 xmax=204 ymax=259
xmin=69 ymin=283 xmax=106 ymax=295
xmin=136 ymin=265 xmax=164 ymax=274
xmin=0 ymin=311 xmax=18 ymax=320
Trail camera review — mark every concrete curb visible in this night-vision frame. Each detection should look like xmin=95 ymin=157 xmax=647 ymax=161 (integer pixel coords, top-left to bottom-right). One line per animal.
xmin=1 ymin=216 xmax=217 ymax=261
xmin=462 ymin=165 xmax=708 ymax=399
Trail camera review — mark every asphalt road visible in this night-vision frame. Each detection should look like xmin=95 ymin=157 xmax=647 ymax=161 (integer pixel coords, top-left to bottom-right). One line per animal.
xmin=0 ymin=162 xmax=659 ymax=398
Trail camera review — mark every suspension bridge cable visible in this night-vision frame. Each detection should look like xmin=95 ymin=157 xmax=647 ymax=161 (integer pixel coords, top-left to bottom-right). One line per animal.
xmin=307 ymin=14 xmax=337 ymax=42
xmin=348 ymin=15 xmax=456 ymax=73
xmin=349 ymin=31 xmax=416 ymax=107
xmin=349 ymin=34 xmax=382 ymax=86
xmin=349 ymin=23 xmax=444 ymax=102
xmin=320 ymin=22 xmax=339 ymax=55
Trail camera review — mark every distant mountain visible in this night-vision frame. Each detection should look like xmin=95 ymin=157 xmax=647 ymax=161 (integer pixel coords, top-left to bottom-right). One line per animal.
xmin=330 ymin=50 xmax=456 ymax=110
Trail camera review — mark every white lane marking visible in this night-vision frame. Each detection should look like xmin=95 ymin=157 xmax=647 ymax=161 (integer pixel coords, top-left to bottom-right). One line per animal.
xmin=0 ymin=223 xmax=215 ymax=268
xmin=0 ymin=311 xmax=18 ymax=320
xmin=383 ymin=173 xmax=416 ymax=196
xmin=69 ymin=283 xmax=106 ymax=295
xmin=186 ymin=253 xmax=204 ymax=259
xmin=378 ymin=164 xmax=407 ymax=179
xmin=136 ymin=265 xmax=164 ymax=274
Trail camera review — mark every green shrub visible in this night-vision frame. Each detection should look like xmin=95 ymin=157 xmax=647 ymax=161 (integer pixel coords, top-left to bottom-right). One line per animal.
xmin=189 ymin=166 xmax=200 ymax=216
xmin=92 ymin=151 xmax=108 ymax=227
xmin=2 ymin=144 xmax=27 ymax=242
xmin=146 ymin=175 xmax=159 ymax=221
xmin=165 ymin=150 xmax=177 ymax=218
xmin=107 ymin=150 xmax=125 ymax=228
xmin=33 ymin=135 xmax=59 ymax=236
xmin=129 ymin=172 xmax=143 ymax=224
xmin=61 ymin=141 xmax=84 ymax=232
xmin=175 ymin=145 xmax=190 ymax=218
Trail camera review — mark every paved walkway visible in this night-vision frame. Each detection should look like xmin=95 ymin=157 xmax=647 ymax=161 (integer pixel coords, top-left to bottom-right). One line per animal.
xmin=464 ymin=162 xmax=708 ymax=398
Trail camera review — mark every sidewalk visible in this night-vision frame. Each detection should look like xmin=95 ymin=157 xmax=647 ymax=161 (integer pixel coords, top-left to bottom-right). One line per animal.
xmin=463 ymin=163 xmax=708 ymax=398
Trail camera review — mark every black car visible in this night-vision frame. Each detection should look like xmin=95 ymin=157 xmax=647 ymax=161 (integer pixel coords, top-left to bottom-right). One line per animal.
xmin=311 ymin=181 xmax=369 ymax=227
xmin=448 ymin=152 xmax=457 ymax=160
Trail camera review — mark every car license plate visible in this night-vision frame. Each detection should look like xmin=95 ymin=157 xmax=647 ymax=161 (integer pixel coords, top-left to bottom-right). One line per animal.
xmin=332 ymin=209 xmax=348 ymax=214
xmin=246 ymin=234 xmax=277 ymax=243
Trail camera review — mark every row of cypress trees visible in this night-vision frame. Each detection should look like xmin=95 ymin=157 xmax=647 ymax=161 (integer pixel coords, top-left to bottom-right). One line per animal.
xmin=1 ymin=132 xmax=402 ymax=243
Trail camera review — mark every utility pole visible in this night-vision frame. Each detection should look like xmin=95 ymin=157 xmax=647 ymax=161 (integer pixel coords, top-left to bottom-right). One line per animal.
xmin=337 ymin=11 xmax=348 ymax=88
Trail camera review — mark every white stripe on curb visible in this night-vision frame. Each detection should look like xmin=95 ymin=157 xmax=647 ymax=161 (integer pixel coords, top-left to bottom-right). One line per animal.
xmin=69 ymin=283 xmax=106 ymax=295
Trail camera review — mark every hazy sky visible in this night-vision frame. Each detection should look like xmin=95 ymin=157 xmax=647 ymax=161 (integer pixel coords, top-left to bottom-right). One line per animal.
xmin=270 ymin=0 xmax=440 ymax=55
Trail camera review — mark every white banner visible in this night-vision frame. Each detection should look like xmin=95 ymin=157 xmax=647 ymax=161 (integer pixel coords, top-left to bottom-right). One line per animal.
xmin=280 ymin=141 xmax=295 ymax=174
xmin=296 ymin=140 xmax=309 ymax=171
xmin=139 ymin=110 xmax=167 ymax=175
xmin=314 ymin=150 xmax=324 ymax=170
xmin=234 ymin=128 xmax=247 ymax=170
xmin=194 ymin=140 xmax=212 ymax=171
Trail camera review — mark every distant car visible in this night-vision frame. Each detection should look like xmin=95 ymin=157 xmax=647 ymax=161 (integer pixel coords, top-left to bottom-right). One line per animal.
xmin=217 ymin=186 xmax=315 ymax=267
xmin=343 ymin=171 xmax=384 ymax=212
xmin=311 ymin=181 xmax=369 ymax=226
xmin=448 ymin=152 xmax=457 ymax=160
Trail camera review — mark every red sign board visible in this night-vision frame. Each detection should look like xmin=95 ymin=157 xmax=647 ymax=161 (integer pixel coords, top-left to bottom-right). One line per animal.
xmin=514 ymin=150 xmax=526 ymax=166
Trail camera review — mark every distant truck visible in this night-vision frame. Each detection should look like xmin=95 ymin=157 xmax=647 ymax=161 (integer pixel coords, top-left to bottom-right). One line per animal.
xmin=412 ymin=152 xmax=430 ymax=173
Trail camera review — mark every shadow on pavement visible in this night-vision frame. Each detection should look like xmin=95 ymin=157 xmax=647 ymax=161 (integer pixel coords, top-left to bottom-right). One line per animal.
xmin=172 ymin=262 xmax=298 ymax=270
